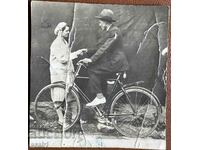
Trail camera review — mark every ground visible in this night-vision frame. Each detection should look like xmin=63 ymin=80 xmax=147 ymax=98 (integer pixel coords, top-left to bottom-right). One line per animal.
xmin=29 ymin=102 xmax=166 ymax=149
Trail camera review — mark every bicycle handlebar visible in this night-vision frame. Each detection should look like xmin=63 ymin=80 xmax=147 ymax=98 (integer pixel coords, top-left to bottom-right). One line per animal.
xmin=37 ymin=56 xmax=50 ymax=64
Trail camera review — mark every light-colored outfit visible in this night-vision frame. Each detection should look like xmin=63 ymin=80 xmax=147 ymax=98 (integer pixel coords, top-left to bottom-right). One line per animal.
xmin=50 ymin=35 xmax=74 ymax=102
xmin=50 ymin=35 xmax=74 ymax=83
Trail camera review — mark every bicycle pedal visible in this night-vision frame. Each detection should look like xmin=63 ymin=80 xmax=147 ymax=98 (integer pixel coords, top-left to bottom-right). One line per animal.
xmin=97 ymin=117 xmax=112 ymax=125
xmin=80 ymin=119 xmax=87 ymax=124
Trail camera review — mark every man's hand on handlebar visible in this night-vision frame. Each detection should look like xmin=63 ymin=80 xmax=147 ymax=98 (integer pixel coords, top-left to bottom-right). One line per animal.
xmin=71 ymin=48 xmax=88 ymax=60
xmin=78 ymin=58 xmax=92 ymax=64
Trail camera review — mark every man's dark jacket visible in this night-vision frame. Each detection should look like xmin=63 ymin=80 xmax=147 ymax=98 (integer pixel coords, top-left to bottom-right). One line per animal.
xmin=88 ymin=24 xmax=129 ymax=73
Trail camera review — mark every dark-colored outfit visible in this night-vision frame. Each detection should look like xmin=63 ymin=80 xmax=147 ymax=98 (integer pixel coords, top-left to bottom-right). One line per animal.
xmin=88 ymin=25 xmax=129 ymax=95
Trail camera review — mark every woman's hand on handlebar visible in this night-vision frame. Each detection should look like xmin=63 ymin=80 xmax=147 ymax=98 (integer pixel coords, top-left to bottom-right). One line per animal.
xmin=76 ymin=48 xmax=88 ymax=56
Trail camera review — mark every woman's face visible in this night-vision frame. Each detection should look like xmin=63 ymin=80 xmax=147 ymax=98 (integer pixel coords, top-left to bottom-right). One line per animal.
xmin=62 ymin=26 xmax=70 ymax=37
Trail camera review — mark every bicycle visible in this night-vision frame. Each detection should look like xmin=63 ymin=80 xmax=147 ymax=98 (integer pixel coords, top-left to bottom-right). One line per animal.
xmin=34 ymin=59 xmax=162 ymax=138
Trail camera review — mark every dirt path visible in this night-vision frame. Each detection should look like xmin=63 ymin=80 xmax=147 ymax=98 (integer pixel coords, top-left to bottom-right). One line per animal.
xmin=29 ymin=121 xmax=165 ymax=149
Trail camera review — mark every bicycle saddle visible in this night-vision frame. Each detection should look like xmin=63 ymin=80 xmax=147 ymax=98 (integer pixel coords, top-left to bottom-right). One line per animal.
xmin=116 ymin=71 xmax=127 ymax=79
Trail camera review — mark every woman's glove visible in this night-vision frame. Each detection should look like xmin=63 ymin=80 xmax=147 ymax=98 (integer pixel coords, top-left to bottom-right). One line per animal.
xmin=76 ymin=48 xmax=88 ymax=56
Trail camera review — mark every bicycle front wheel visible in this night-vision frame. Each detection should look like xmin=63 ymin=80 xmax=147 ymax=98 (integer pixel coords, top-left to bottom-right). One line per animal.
xmin=34 ymin=83 xmax=81 ymax=131
xmin=110 ymin=86 xmax=161 ymax=138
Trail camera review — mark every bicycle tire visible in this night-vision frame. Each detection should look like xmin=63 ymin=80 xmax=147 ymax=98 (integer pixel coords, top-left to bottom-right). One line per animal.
xmin=34 ymin=83 xmax=81 ymax=131
xmin=110 ymin=86 xmax=161 ymax=138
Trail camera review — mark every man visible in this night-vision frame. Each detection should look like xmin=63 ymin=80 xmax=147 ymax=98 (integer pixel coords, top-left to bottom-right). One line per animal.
xmin=79 ymin=9 xmax=129 ymax=107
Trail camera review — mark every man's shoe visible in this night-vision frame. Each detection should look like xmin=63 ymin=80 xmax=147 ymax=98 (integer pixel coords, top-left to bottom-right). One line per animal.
xmin=97 ymin=123 xmax=115 ymax=132
xmin=86 ymin=97 xmax=106 ymax=107
xmin=97 ymin=116 xmax=112 ymax=125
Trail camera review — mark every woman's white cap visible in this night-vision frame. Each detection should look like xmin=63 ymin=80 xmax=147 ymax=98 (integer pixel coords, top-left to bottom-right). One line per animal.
xmin=54 ymin=22 xmax=67 ymax=35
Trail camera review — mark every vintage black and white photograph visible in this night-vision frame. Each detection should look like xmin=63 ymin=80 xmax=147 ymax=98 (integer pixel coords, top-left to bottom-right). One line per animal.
xmin=29 ymin=1 xmax=169 ymax=149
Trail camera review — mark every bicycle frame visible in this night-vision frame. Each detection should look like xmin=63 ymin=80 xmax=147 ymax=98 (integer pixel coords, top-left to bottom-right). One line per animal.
xmin=71 ymin=63 xmax=136 ymax=117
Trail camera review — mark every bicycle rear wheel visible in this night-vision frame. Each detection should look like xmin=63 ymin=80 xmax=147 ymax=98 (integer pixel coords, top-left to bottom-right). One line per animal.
xmin=34 ymin=83 xmax=81 ymax=131
xmin=110 ymin=86 xmax=161 ymax=138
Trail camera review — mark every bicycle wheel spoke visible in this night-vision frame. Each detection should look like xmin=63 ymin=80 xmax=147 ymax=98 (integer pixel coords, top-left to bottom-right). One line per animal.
xmin=137 ymin=101 xmax=156 ymax=135
xmin=47 ymin=90 xmax=51 ymax=100
xmin=115 ymin=117 xmax=131 ymax=127
xmin=116 ymin=117 xmax=139 ymax=135
xmin=135 ymin=93 xmax=145 ymax=111
xmin=110 ymin=87 xmax=161 ymax=138
xmin=68 ymin=105 xmax=78 ymax=109
xmin=136 ymin=95 xmax=151 ymax=113
xmin=34 ymin=84 xmax=81 ymax=131
xmin=128 ymin=92 xmax=138 ymax=112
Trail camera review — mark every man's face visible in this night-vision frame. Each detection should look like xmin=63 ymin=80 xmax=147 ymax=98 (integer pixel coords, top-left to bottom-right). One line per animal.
xmin=62 ymin=26 xmax=70 ymax=37
xmin=98 ymin=20 xmax=107 ymax=31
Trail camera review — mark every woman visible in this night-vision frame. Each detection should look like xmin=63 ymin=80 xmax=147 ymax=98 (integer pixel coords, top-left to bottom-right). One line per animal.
xmin=50 ymin=22 xmax=86 ymax=125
